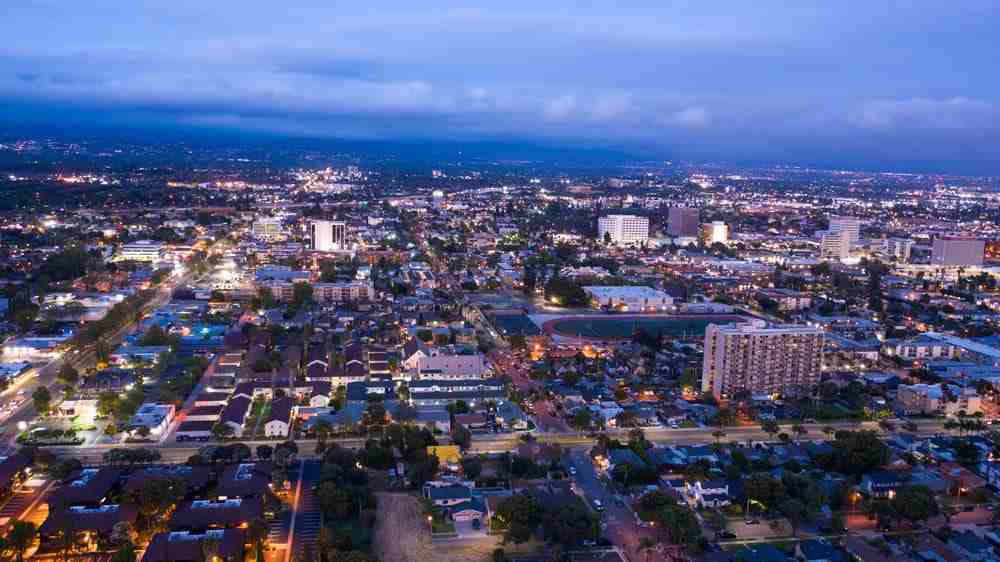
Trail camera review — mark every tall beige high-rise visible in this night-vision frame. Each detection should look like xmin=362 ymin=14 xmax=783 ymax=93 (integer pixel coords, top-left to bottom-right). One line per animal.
xmin=702 ymin=321 xmax=824 ymax=400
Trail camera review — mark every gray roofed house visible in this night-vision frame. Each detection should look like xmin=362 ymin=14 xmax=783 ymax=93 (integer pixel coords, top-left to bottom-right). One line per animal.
xmin=424 ymin=483 xmax=473 ymax=506
xmin=220 ymin=395 xmax=252 ymax=437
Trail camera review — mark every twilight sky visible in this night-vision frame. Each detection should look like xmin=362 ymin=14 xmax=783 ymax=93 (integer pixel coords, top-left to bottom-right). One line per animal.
xmin=2 ymin=1 xmax=999 ymax=172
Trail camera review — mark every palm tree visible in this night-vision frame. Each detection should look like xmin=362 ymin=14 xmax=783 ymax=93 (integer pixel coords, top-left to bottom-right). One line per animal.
xmin=712 ymin=430 xmax=727 ymax=444
xmin=247 ymin=518 xmax=269 ymax=562
xmin=8 ymin=521 xmax=36 ymax=562
xmin=201 ymin=538 xmax=220 ymax=562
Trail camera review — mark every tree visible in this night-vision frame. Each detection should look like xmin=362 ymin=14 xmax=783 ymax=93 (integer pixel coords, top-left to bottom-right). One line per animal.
xmin=654 ymin=504 xmax=701 ymax=547
xmin=8 ymin=521 xmax=36 ymax=562
xmin=109 ymin=543 xmax=137 ymax=562
xmin=32 ymin=386 xmax=52 ymax=416
xmin=891 ymin=485 xmax=938 ymax=523
xmin=542 ymin=503 xmax=598 ymax=547
xmin=125 ymin=477 xmax=187 ymax=533
xmin=247 ymin=518 xmax=269 ymax=562
xmin=451 ymin=423 xmax=472 ymax=451
xmin=212 ymin=422 xmax=235 ymax=440
xmin=57 ymin=364 xmax=79 ymax=387
xmin=257 ymin=444 xmax=273 ymax=461
xmin=792 ymin=424 xmax=807 ymax=439
xmin=571 ymin=409 xmax=593 ymax=432
xmin=494 ymin=494 xmax=543 ymax=544
xmin=820 ymin=430 xmax=890 ymax=477
xmin=780 ymin=498 xmax=807 ymax=536
xmin=760 ymin=420 xmax=780 ymax=440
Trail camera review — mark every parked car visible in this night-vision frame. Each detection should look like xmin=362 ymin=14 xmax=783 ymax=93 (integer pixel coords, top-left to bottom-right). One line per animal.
xmin=716 ymin=531 xmax=737 ymax=539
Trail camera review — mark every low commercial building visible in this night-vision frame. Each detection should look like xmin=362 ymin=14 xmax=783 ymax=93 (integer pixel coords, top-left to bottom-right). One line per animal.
xmin=582 ymin=286 xmax=673 ymax=311
xmin=895 ymin=383 xmax=982 ymax=416
xmin=129 ymin=403 xmax=176 ymax=437
xmin=116 ymin=240 xmax=165 ymax=262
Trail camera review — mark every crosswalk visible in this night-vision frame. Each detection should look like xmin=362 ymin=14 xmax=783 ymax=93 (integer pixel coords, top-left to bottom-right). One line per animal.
xmin=0 ymin=489 xmax=35 ymax=522
xmin=292 ymin=483 xmax=322 ymax=560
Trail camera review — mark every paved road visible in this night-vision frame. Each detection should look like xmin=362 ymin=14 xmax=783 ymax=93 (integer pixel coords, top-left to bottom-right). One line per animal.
xmin=289 ymin=460 xmax=323 ymax=560
xmin=566 ymin=450 xmax=663 ymax=562
xmin=47 ymin=417 xmax=950 ymax=465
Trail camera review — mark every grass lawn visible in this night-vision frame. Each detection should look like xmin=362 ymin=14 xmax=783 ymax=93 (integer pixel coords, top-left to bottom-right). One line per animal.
xmin=432 ymin=519 xmax=456 ymax=534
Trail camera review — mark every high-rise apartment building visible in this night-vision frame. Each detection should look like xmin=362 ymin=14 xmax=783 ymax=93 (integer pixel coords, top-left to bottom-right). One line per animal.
xmin=818 ymin=229 xmax=851 ymax=260
xmin=667 ymin=207 xmax=700 ymax=237
xmin=597 ymin=215 xmax=649 ymax=245
xmin=828 ymin=216 xmax=861 ymax=249
xmin=700 ymin=221 xmax=729 ymax=245
xmin=702 ymin=321 xmax=825 ymax=400
xmin=931 ymin=236 xmax=985 ymax=266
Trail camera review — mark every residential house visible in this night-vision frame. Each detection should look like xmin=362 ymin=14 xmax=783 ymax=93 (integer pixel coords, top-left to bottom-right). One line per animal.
xmin=861 ymin=471 xmax=907 ymax=498
xmin=686 ymin=479 xmax=731 ymax=508
xmin=264 ymin=396 xmax=294 ymax=438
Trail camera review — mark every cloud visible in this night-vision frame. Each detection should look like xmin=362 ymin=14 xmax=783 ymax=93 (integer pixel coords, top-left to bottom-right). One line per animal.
xmin=0 ymin=2 xmax=999 ymax=171
xmin=849 ymin=97 xmax=998 ymax=132
xmin=661 ymin=106 xmax=711 ymax=129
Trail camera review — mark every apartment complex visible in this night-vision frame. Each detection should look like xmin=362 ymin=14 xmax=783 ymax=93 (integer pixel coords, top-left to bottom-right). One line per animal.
xmin=702 ymin=320 xmax=825 ymax=399
xmin=258 ymin=279 xmax=373 ymax=303
xmin=598 ymin=215 xmax=649 ymax=246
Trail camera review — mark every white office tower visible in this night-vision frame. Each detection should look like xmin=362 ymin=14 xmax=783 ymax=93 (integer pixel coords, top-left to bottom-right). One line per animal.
xmin=701 ymin=221 xmax=729 ymax=245
xmin=931 ymin=236 xmax=985 ymax=266
xmin=311 ymin=220 xmax=335 ymax=251
xmin=885 ymin=238 xmax=914 ymax=262
xmin=828 ymin=216 xmax=861 ymax=249
xmin=598 ymin=215 xmax=649 ymax=245
xmin=818 ymin=229 xmax=851 ymax=260
xmin=252 ymin=217 xmax=284 ymax=241
xmin=331 ymin=221 xmax=348 ymax=249
xmin=702 ymin=321 xmax=825 ymax=400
